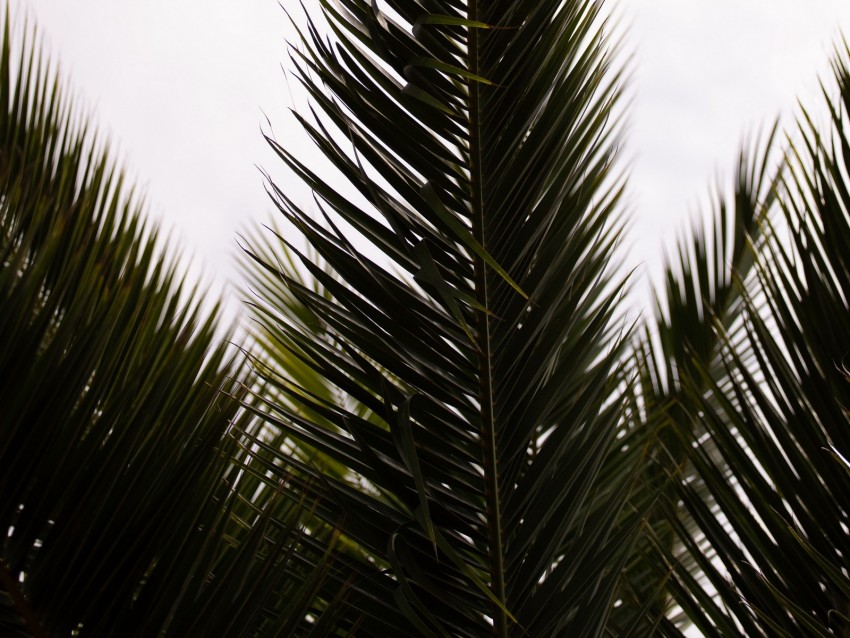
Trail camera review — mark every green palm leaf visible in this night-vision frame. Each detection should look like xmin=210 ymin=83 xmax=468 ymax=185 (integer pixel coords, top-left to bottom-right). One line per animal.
xmin=240 ymin=0 xmax=651 ymax=635
xmin=645 ymin=42 xmax=850 ymax=637
xmin=622 ymin=124 xmax=781 ymax=631
xmin=0 ymin=11 xmax=342 ymax=637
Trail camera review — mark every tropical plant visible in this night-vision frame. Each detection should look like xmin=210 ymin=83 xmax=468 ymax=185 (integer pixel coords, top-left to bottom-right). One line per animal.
xmin=636 ymin=47 xmax=850 ymax=636
xmin=239 ymin=1 xmax=850 ymax=635
xmin=0 ymin=13 xmax=339 ymax=638
xmin=237 ymin=0 xmax=657 ymax=635
xmin=7 ymin=0 xmax=850 ymax=635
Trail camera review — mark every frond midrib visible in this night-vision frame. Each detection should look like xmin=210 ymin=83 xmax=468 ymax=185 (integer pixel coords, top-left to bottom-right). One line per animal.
xmin=467 ymin=4 xmax=508 ymax=635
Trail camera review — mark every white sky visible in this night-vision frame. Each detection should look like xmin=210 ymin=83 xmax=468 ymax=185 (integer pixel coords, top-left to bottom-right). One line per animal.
xmin=12 ymin=0 xmax=850 ymax=326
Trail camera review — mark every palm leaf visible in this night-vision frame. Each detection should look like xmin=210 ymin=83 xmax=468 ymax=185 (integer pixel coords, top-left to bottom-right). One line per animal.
xmin=240 ymin=0 xmax=651 ymax=635
xmin=0 ymin=11 xmax=344 ymax=637
xmin=646 ymin=42 xmax=850 ymax=636
xmin=622 ymin=124 xmax=782 ymax=631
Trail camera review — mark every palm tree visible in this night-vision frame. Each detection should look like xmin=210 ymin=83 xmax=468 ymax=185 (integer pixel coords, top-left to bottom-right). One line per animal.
xmin=6 ymin=0 xmax=850 ymax=635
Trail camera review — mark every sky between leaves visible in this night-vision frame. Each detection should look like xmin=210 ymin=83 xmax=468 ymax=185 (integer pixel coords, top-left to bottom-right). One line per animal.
xmin=12 ymin=0 xmax=850 ymax=327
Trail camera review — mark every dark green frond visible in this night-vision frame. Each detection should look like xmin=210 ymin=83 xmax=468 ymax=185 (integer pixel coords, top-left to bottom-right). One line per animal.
xmin=0 ymin=12 xmax=320 ymax=637
xmin=648 ymin=42 xmax=850 ymax=636
xmin=241 ymin=0 xmax=644 ymax=635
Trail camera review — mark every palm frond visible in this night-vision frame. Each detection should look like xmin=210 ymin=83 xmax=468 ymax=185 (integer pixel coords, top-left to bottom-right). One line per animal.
xmin=616 ymin=119 xmax=781 ymax=634
xmin=647 ymin=41 xmax=850 ymax=636
xmin=240 ymin=0 xmax=648 ymax=635
xmin=0 ymin=11 xmax=338 ymax=636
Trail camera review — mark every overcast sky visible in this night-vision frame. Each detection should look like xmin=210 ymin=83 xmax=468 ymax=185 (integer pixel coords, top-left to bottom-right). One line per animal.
xmin=13 ymin=1 xmax=850 ymax=325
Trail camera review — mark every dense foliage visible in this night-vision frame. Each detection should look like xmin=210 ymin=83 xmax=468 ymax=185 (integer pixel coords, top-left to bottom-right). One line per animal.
xmin=4 ymin=2 xmax=850 ymax=636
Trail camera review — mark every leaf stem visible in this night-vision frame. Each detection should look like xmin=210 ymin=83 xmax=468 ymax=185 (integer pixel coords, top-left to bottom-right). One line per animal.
xmin=468 ymin=3 xmax=508 ymax=635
